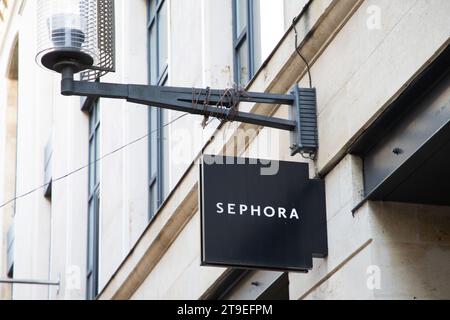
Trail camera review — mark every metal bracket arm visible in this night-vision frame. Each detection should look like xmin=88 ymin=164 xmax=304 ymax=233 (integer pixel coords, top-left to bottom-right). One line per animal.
xmin=60 ymin=66 xmax=318 ymax=156
xmin=61 ymin=67 xmax=296 ymax=131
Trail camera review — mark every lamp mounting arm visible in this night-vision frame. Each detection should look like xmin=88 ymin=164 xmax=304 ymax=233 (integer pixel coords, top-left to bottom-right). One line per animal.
xmin=60 ymin=66 xmax=318 ymax=156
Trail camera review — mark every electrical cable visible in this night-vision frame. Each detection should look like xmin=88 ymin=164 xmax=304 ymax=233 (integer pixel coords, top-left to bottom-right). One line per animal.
xmin=293 ymin=15 xmax=315 ymax=161
xmin=0 ymin=113 xmax=189 ymax=210
xmin=292 ymin=16 xmax=313 ymax=89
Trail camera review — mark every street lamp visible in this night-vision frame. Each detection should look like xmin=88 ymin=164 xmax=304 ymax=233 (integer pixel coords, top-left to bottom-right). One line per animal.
xmin=37 ymin=0 xmax=97 ymax=73
xmin=36 ymin=0 xmax=115 ymax=78
xmin=35 ymin=0 xmax=318 ymax=158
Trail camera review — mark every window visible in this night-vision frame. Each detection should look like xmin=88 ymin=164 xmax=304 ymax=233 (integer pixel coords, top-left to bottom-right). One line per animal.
xmin=147 ymin=0 xmax=168 ymax=219
xmin=86 ymin=100 xmax=100 ymax=300
xmin=232 ymin=0 xmax=262 ymax=86
xmin=233 ymin=1 xmax=291 ymax=86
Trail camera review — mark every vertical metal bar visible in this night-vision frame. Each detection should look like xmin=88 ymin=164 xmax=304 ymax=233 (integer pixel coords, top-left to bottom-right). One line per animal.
xmin=93 ymin=188 xmax=100 ymax=298
xmin=86 ymin=101 xmax=100 ymax=300
xmin=147 ymin=0 xmax=158 ymax=220
xmin=232 ymin=0 xmax=238 ymax=85
xmin=86 ymin=112 xmax=92 ymax=300
xmin=156 ymin=1 xmax=160 ymax=81
xmin=147 ymin=107 xmax=153 ymax=220
xmin=148 ymin=0 xmax=154 ymax=220
xmin=87 ymin=105 xmax=93 ymax=300
xmin=147 ymin=0 xmax=152 ymax=220
xmin=157 ymin=108 xmax=163 ymax=208
xmin=110 ymin=0 xmax=116 ymax=73
xmin=247 ymin=0 xmax=254 ymax=79
xmin=154 ymin=0 xmax=167 ymax=212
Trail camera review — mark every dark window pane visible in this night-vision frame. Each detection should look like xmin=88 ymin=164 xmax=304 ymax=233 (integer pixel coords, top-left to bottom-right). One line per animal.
xmin=150 ymin=108 xmax=158 ymax=177
xmin=149 ymin=0 xmax=156 ymax=18
xmin=237 ymin=41 xmax=249 ymax=86
xmin=252 ymin=0 xmax=262 ymax=71
xmin=89 ymin=138 xmax=95 ymax=192
xmin=235 ymin=0 xmax=247 ymax=38
xmin=94 ymin=103 xmax=100 ymax=126
xmin=95 ymin=193 xmax=100 ymax=223
xmin=89 ymin=108 xmax=96 ymax=133
xmin=87 ymin=101 xmax=100 ymax=300
xmin=87 ymin=201 xmax=94 ymax=271
xmin=94 ymin=127 xmax=100 ymax=186
xmin=149 ymin=25 xmax=157 ymax=84
xmin=7 ymin=265 xmax=13 ymax=278
xmin=150 ymin=184 xmax=157 ymax=217
xmin=86 ymin=277 xmax=93 ymax=300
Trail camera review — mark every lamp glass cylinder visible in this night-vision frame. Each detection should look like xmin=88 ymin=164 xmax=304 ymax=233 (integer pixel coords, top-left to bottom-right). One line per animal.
xmin=36 ymin=0 xmax=99 ymax=72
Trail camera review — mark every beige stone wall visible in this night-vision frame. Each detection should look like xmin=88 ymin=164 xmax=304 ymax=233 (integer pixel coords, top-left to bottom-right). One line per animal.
xmin=12 ymin=0 xmax=53 ymax=298
xmin=109 ymin=0 xmax=450 ymax=300
xmin=96 ymin=0 xmax=149 ymax=294
xmin=287 ymin=0 xmax=450 ymax=299
xmin=291 ymin=201 xmax=450 ymax=300
xmin=1 ymin=0 xmax=449 ymax=300
xmin=0 ymin=0 xmax=19 ymax=301
xmin=0 ymin=78 xmax=17 ymax=300
xmin=315 ymin=0 xmax=450 ymax=174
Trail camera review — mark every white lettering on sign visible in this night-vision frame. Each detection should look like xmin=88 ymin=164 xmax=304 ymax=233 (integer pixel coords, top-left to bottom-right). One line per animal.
xmin=216 ymin=202 xmax=300 ymax=220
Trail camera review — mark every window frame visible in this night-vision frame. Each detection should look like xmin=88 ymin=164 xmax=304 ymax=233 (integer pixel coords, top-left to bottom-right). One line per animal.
xmin=86 ymin=99 xmax=100 ymax=301
xmin=232 ymin=0 xmax=256 ymax=86
xmin=147 ymin=0 xmax=168 ymax=220
xmin=147 ymin=0 xmax=169 ymax=85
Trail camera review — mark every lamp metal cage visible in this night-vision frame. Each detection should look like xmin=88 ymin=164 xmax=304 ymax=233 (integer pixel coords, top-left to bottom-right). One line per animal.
xmin=36 ymin=0 xmax=115 ymax=80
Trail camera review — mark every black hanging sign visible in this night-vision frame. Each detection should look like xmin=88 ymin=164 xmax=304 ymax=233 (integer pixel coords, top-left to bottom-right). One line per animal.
xmin=200 ymin=155 xmax=328 ymax=272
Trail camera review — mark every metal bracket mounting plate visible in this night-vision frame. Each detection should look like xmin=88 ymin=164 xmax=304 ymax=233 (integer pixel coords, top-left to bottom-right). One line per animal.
xmin=290 ymin=86 xmax=318 ymax=157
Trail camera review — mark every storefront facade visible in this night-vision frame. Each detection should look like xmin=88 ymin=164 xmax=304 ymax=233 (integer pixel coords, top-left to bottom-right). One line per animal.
xmin=1 ymin=0 xmax=449 ymax=300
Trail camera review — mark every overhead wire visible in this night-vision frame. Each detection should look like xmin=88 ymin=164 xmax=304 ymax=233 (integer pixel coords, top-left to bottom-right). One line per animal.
xmin=0 ymin=113 xmax=189 ymax=210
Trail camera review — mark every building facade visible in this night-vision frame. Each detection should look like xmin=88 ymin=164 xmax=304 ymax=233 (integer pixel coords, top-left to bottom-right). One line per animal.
xmin=0 ymin=0 xmax=449 ymax=300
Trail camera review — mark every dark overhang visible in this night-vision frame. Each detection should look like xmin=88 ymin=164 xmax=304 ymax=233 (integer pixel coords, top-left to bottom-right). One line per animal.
xmin=351 ymin=43 xmax=450 ymax=213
